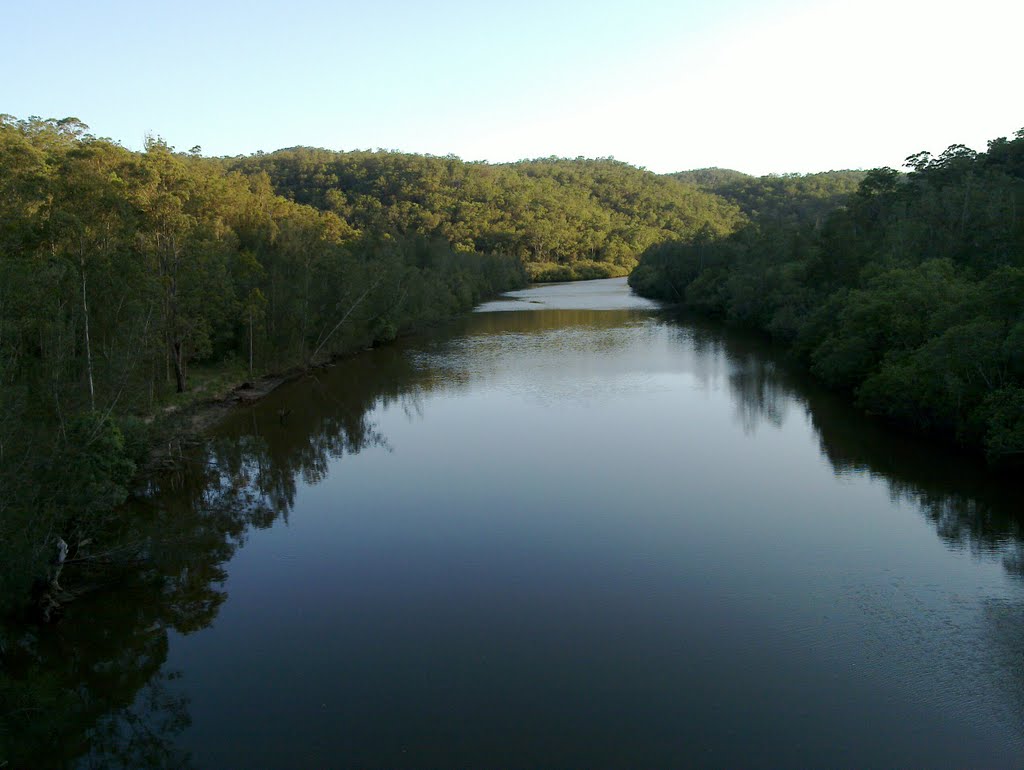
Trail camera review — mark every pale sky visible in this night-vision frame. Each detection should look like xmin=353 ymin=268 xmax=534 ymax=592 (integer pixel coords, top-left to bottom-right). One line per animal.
xmin=4 ymin=0 xmax=1021 ymax=174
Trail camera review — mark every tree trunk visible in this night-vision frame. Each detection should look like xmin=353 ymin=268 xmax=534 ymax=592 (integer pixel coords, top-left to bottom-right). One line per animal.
xmin=248 ymin=310 xmax=254 ymax=375
xmin=50 ymin=538 xmax=68 ymax=590
xmin=81 ymin=254 xmax=95 ymax=411
xmin=171 ymin=339 xmax=187 ymax=392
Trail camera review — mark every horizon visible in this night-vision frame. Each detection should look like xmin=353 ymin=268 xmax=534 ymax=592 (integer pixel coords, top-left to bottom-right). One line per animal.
xmin=5 ymin=0 xmax=1021 ymax=176
xmin=0 ymin=118 xmax=977 ymax=179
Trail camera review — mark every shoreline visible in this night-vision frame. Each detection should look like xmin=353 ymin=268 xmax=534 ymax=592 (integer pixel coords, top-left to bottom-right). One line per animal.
xmin=143 ymin=370 xmax=295 ymax=473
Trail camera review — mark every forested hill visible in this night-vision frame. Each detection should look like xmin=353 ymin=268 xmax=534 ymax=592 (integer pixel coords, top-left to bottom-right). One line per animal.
xmin=229 ymin=150 xmax=745 ymax=281
xmin=669 ymin=168 xmax=866 ymax=226
xmin=633 ymin=132 xmax=1024 ymax=463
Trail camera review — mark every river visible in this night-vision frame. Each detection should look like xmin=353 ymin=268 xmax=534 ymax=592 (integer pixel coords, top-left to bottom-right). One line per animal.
xmin=13 ymin=278 xmax=1024 ymax=767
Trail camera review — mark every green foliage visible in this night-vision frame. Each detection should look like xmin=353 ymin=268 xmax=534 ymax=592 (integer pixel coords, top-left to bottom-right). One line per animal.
xmin=52 ymin=413 xmax=136 ymax=525
xmin=0 ymin=116 xmax=531 ymax=612
xmin=979 ymin=387 xmax=1024 ymax=463
xmin=0 ymin=413 xmax=137 ymax=616
xmin=526 ymin=259 xmax=629 ymax=282
xmin=670 ymin=168 xmax=866 ymax=227
xmin=634 ymin=128 xmax=1024 ymax=461
xmin=230 ymin=150 xmax=745 ymax=278
xmin=810 ymin=260 xmax=974 ymax=388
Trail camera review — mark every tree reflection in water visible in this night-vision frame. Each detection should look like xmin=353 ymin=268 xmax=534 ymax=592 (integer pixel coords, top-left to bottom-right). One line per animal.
xmin=3 ymin=309 xmax=1022 ymax=767
xmin=677 ymin=315 xmax=1024 ymax=571
xmin=0 ymin=354 xmax=403 ymax=768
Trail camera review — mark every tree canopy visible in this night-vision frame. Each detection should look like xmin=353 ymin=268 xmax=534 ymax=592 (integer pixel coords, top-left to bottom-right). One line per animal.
xmin=633 ymin=130 xmax=1024 ymax=463
xmin=230 ymin=149 xmax=745 ymax=281
xmin=0 ymin=116 xmax=527 ymax=617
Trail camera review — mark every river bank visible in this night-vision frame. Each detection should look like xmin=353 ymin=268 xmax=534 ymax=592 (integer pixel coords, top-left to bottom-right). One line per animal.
xmin=141 ymin=275 xmax=631 ymax=476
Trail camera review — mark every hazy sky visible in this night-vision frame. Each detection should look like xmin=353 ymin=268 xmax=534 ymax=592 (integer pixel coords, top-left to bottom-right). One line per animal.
xmin=4 ymin=0 xmax=1020 ymax=174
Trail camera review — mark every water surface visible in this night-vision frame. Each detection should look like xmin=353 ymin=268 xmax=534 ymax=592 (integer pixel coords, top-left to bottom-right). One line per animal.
xmin=23 ymin=278 xmax=1024 ymax=767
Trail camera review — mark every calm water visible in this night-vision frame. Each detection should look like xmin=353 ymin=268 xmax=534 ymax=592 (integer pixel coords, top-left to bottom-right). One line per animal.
xmin=15 ymin=278 xmax=1024 ymax=767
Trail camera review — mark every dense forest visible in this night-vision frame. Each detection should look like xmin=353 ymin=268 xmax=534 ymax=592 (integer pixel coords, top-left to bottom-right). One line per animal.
xmin=231 ymin=149 xmax=744 ymax=281
xmin=669 ymin=168 xmax=865 ymax=227
xmin=0 ymin=116 xmax=527 ymax=614
xmin=631 ymin=130 xmax=1024 ymax=464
